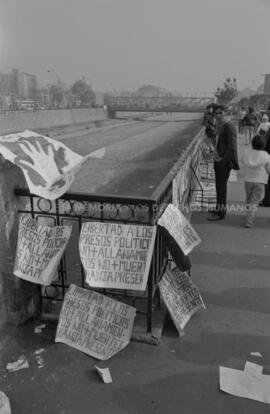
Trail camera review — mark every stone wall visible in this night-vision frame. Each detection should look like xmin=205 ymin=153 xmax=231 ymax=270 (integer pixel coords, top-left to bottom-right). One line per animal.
xmin=0 ymin=159 xmax=40 ymax=329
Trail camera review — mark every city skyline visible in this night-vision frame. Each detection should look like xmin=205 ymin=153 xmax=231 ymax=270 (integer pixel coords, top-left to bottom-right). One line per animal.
xmin=0 ymin=0 xmax=269 ymax=93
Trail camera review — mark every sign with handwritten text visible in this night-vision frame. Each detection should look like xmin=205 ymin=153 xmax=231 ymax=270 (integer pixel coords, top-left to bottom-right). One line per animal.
xmin=158 ymin=204 xmax=201 ymax=255
xmin=79 ymin=222 xmax=156 ymax=291
xmin=55 ymin=284 xmax=136 ymax=360
xmin=14 ymin=214 xmax=72 ymax=285
xmin=159 ymin=267 xmax=205 ymax=334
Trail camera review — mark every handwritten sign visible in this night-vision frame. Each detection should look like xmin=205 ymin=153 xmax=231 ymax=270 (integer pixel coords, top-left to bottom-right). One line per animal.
xmin=158 ymin=204 xmax=201 ymax=255
xmin=0 ymin=129 xmax=104 ymax=200
xmin=14 ymin=214 xmax=72 ymax=285
xmin=79 ymin=222 xmax=156 ymax=291
xmin=158 ymin=267 xmax=205 ymax=334
xmin=55 ymin=284 xmax=136 ymax=360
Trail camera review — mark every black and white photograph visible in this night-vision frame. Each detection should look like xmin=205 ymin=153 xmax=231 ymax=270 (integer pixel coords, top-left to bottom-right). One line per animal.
xmin=0 ymin=0 xmax=270 ymax=413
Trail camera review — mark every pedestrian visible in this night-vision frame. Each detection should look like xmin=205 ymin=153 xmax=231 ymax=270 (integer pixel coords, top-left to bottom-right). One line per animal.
xmin=240 ymin=135 xmax=270 ymax=227
xmin=207 ymin=104 xmax=239 ymax=221
xmin=242 ymin=107 xmax=259 ymax=145
xmin=202 ymin=104 xmax=217 ymax=150
xmin=256 ymin=114 xmax=270 ymax=137
xmin=260 ymin=127 xmax=270 ymax=206
xmin=238 ymin=106 xmax=246 ymax=134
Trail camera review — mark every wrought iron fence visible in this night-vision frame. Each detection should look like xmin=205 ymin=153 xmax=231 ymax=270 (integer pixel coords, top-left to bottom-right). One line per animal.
xmin=15 ymin=190 xmax=171 ymax=333
xmin=14 ymin=126 xmax=206 ymax=334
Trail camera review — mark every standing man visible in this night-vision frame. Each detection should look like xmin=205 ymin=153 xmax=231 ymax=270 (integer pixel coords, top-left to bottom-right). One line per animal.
xmin=207 ymin=105 xmax=240 ymax=221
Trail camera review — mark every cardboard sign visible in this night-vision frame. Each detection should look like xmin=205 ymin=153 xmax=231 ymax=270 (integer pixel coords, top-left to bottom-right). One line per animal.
xmin=158 ymin=204 xmax=201 ymax=255
xmin=0 ymin=129 xmax=84 ymax=200
xmin=14 ymin=214 xmax=72 ymax=285
xmin=55 ymin=284 xmax=136 ymax=360
xmin=79 ymin=222 xmax=156 ymax=291
xmin=158 ymin=267 xmax=205 ymax=334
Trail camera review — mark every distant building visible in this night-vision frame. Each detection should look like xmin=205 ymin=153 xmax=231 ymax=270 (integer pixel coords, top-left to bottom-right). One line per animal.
xmin=0 ymin=68 xmax=38 ymax=101
xmin=18 ymin=72 xmax=38 ymax=99
xmin=0 ymin=73 xmax=11 ymax=96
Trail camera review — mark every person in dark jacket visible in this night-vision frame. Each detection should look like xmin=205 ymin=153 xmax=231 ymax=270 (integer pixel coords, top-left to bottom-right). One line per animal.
xmin=202 ymin=104 xmax=217 ymax=148
xmin=260 ymin=127 xmax=270 ymax=206
xmin=207 ymin=105 xmax=240 ymax=221
xmin=242 ymin=107 xmax=259 ymax=145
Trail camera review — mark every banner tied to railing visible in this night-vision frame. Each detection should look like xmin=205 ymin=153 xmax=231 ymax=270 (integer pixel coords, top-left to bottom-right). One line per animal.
xmin=157 ymin=203 xmax=201 ymax=255
xmin=14 ymin=214 xmax=72 ymax=285
xmin=79 ymin=222 xmax=156 ymax=291
xmin=55 ymin=284 xmax=136 ymax=360
xmin=158 ymin=267 xmax=205 ymax=334
xmin=0 ymin=129 xmax=105 ymax=200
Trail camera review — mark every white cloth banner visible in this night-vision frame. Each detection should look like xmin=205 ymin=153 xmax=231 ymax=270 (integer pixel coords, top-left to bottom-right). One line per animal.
xmin=14 ymin=214 xmax=72 ymax=285
xmin=0 ymin=129 xmax=84 ymax=200
xmin=79 ymin=222 xmax=156 ymax=291
xmin=158 ymin=203 xmax=201 ymax=255
xmin=55 ymin=284 xmax=136 ymax=360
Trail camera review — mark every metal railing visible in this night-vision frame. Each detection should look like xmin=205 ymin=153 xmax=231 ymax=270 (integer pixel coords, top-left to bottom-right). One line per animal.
xmin=14 ymin=126 xmax=206 ymax=334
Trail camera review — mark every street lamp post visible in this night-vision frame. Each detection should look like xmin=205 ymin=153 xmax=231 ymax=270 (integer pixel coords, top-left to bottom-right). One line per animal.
xmin=47 ymin=69 xmax=61 ymax=85
xmin=47 ymin=69 xmax=64 ymax=109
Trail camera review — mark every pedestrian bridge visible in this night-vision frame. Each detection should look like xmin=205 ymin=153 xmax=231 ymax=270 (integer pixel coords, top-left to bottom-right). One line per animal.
xmin=106 ymin=95 xmax=214 ymax=116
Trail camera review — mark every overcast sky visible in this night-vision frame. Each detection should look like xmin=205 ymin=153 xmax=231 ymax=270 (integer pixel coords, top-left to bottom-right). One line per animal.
xmin=0 ymin=0 xmax=269 ymax=93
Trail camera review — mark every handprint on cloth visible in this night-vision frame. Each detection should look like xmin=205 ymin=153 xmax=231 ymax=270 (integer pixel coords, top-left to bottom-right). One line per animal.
xmin=0 ymin=130 xmax=83 ymax=199
xmin=17 ymin=139 xmax=68 ymax=187
xmin=1 ymin=135 xmax=69 ymax=187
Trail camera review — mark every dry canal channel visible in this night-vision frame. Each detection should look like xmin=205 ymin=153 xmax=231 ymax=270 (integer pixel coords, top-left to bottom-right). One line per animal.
xmin=59 ymin=113 xmax=202 ymax=197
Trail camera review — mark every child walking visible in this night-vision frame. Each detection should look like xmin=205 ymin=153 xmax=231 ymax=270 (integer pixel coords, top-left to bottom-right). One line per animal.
xmin=241 ymin=135 xmax=270 ymax=228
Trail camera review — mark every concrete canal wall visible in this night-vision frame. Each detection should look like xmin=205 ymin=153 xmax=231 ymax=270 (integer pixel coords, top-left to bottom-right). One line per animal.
xmin=0 ymin=108 xmax=107 ymax=135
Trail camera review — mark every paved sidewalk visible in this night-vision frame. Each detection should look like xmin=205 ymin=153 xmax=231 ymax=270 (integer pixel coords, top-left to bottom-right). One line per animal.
xmin=188 ymin=132 xmax=270 ymax=411
xmin=0 ymin=134 xmax=270 ymax=413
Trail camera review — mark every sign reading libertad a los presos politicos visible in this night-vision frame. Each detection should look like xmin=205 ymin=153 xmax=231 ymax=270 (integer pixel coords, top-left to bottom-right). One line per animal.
xmin=55 ymin=284 xmax=136 ymax=360
xmin=79 ymin=222 xmax=156 ymax=291
xmin=14 ymin=214 xmax=72 ymax=285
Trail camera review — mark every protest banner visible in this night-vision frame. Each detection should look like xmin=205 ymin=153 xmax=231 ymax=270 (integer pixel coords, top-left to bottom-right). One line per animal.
xmin=55 ymin=284 xmax=136 ymax=360
xmin=0 ymin=130 xmax=105 ymax=200
xmin=158 ymin=203 xmax=201 ymax=255
xmin=14 ymin=214 xmax=72 ymax=285
xmin=79 ymin=222 xmax=156 ymax=291
xmin=158 ymin=267 xmax=205 ymax=334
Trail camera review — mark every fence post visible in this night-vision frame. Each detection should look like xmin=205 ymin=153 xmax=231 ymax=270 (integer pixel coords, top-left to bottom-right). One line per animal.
xmin=0 ymin=159 xmax=40 ymax=329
